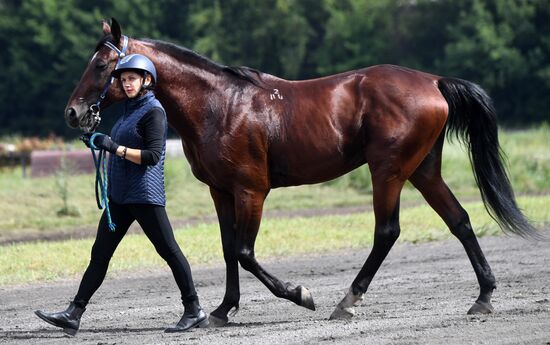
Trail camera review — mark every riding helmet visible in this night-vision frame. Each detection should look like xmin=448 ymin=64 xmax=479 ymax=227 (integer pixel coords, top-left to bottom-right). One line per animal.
xmin=112 ymin=54 xmax=157 ymax=85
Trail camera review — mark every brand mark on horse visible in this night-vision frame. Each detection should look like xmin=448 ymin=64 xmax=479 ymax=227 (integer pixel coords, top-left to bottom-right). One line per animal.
xmin=270 ymin=88 xmax=283 ymax=100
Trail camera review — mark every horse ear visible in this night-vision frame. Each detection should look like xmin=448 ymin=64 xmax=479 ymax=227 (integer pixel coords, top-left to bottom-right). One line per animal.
xmin=110 ymin=17 xmax=122 ymax=44
xmin=102 ymin=20 xmax=111 ymax=35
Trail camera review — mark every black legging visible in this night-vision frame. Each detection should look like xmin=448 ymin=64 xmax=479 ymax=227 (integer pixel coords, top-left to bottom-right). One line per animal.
xmin=73 ymin=202 xmax=197 ymax=308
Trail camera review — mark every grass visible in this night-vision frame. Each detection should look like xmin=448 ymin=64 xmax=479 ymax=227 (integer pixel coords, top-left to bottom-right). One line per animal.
xmin=329 ymin=125 xmax=550 ymax=196
xmin=0 ymin=153 xmax=368 ymax=238
xmin=1 ymin=127 xmax=549 ymax=237
xmin=1 ymin=194 xmax=548 ymax=287
xmin=0 ymin=127 xmax=549 ymax=286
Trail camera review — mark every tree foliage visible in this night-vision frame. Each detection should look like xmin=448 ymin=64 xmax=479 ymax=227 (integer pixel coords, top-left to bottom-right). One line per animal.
xmin=0 ymin=0 xmax=548 ymax=136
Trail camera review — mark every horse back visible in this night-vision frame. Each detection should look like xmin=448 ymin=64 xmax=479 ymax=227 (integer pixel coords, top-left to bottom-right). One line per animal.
xmin=266 ymin=65 xmax=449 ymax=187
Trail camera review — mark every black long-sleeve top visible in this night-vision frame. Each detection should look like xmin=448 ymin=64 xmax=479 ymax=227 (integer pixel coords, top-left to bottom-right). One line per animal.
xmin=136 ymin=107 xmax=166 ymax=166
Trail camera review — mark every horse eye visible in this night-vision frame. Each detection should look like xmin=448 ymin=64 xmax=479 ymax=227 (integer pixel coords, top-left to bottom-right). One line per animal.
xmin=95 ymin=60 xmax=107 ymax=69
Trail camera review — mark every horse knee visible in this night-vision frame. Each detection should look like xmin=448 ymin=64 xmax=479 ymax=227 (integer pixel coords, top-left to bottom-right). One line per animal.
xmin=237 ymin=248 xmax=256 ymax=272
xmin=375 ymin=223 xmax=400 ymax=244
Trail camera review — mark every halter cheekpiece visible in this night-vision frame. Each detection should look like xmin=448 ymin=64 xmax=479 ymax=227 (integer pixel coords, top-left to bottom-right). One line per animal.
xmin=82 ymin=35 xmax=128 ymax=133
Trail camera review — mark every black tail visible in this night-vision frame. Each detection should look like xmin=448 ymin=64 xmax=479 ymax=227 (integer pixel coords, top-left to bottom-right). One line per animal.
xmin=438 ymin=77 xmax=540 ymax=239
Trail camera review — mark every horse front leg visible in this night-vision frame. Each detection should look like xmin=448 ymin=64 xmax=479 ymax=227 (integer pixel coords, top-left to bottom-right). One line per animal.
xmin=208 ymin=188 xmax=241 ymax=327
xmin=234 ymin=188 xmax=315 ymax=312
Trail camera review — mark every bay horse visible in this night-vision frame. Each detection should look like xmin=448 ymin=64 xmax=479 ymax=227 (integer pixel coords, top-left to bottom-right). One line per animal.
xmin=65 ymin=19 xmax=539 ymax=325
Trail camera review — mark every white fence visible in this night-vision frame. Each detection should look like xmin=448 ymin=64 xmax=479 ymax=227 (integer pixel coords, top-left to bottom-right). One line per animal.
xmin=165 ymin=139 xmax=185 ymax=157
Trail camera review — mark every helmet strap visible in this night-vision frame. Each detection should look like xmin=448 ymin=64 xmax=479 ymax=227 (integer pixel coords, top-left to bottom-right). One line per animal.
xmin=136 ymin=72 xmax=149 ymax=97
xmin=142 ymin=71 xmax=149 ymax=88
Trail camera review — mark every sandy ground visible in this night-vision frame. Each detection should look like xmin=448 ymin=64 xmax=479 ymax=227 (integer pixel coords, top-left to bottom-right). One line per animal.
xmin=1 ymin=232 xmax=549 ymax=345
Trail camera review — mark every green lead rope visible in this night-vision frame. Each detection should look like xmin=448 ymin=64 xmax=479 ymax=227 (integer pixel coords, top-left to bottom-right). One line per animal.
xmin=89 ymin=133 xmax=116 ymax=231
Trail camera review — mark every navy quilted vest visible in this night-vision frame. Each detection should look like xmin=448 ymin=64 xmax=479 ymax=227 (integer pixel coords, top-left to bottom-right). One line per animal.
xmin=108 ymin=92 xmax=167 ymax=206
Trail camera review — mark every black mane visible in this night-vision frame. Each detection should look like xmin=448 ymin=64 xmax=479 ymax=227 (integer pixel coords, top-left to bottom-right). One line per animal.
xmin=143 ymin=39 xmax=269 ymax=89
xmin=223 ymin=65 xmax=268 ymax=89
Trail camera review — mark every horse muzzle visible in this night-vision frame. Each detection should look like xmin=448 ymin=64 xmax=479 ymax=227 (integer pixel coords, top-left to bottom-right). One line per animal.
xmin=65 ymin=107 xmax=80 ymax=128
xmin=64 ymin=105 xmax=101 ymax=133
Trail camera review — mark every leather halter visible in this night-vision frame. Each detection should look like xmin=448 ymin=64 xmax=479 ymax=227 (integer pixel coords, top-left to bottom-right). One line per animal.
xmin=82 ymin=35 xmax=128 ymax=133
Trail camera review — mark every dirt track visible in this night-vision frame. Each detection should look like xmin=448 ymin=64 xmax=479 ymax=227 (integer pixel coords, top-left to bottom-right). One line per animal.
xmin=1 ymin=232 xmax=549 ymax=345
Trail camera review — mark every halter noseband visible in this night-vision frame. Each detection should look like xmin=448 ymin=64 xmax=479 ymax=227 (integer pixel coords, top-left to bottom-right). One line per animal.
xmin=83 ymin=35 xmax=128 ymax=133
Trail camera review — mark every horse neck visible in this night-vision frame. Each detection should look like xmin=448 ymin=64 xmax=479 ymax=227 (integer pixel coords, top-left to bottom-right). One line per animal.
xmin=131 ymin=39 xmax=226 ymax=141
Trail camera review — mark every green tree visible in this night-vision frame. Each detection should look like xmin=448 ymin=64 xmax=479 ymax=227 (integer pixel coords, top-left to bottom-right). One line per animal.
xmin=293 ymin=0 xmax=331 ymax=78
xmin=0 ymin=0 xmax=172 ymax=136
xmin=316 ymin=0 xmax=460 ymax=74
xmin=189 ymin=0 xmax=311 ymax=78
xmin=0 ymin=0 xmax=104 ymax=135
xmin=317 ymin=0 xmax=400 ymax=75
xmin=0 ymin=0 xmax=548 ymax=137
xmin=439 ymin=0 xmax=549 ymax=124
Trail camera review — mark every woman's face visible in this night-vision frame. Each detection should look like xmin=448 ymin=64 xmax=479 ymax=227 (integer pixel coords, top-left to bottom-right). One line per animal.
xmin=120 ymin=71 xmax=149 ymax=99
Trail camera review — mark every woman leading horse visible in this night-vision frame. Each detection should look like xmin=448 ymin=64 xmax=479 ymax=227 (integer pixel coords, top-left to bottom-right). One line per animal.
xmin=63 ymin=18 xmax=539 ymax=326
xmin=37 ymin=48 xmax=208 ymax=336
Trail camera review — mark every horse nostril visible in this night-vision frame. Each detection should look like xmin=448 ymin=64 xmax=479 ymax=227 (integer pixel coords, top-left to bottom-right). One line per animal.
xmin=66 ymin=107 xmax=77 ymax=120
xmin=65 ymin=107 xmax=79 ymax=128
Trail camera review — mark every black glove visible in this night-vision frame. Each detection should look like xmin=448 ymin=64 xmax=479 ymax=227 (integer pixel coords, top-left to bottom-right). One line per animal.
xmin=88 ymin=133 xmax=119 ymax=154
xmin=80 ymin=133 xmax=92 ymax=148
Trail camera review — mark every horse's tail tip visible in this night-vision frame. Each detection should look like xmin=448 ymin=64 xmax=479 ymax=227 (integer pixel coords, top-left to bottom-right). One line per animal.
xmin=503 ymin=224 xmax=547 ymax=242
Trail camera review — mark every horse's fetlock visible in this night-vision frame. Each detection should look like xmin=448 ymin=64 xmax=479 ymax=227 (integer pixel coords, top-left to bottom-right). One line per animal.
xmin=351 ymin=284 xmax=365 ymax=297
xmin=481 ymin=281 xmax=496 ymax=293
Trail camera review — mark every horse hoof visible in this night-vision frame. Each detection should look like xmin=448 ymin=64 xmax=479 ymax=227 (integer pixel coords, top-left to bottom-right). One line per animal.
xmin=467 ymin=301 xmax=494 ymax=315
xmin=329 ymin=306 xmax=355 ymax=320
xmin=207 ymin=314 xmax=228 ymax=327
xmin=298 ymin=285 xmax=316 ymax=311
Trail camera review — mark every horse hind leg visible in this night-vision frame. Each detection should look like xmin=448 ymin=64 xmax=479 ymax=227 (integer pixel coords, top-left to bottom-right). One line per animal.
xmin=331 ymin=173 xmax=404 ymax=320
xmin=409 ymin=147 xmax=496 ymax=314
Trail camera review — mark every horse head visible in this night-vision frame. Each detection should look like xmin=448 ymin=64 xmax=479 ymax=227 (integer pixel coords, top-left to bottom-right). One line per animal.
xmin=64 ymin=18 xmax=127 ymax=132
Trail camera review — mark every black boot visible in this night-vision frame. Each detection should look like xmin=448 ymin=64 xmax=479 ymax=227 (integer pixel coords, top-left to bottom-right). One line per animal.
xmin=165 ymin=300 xmax=209 ymax=333
xmin=35 ymin=302 xmax=85 ymax=336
